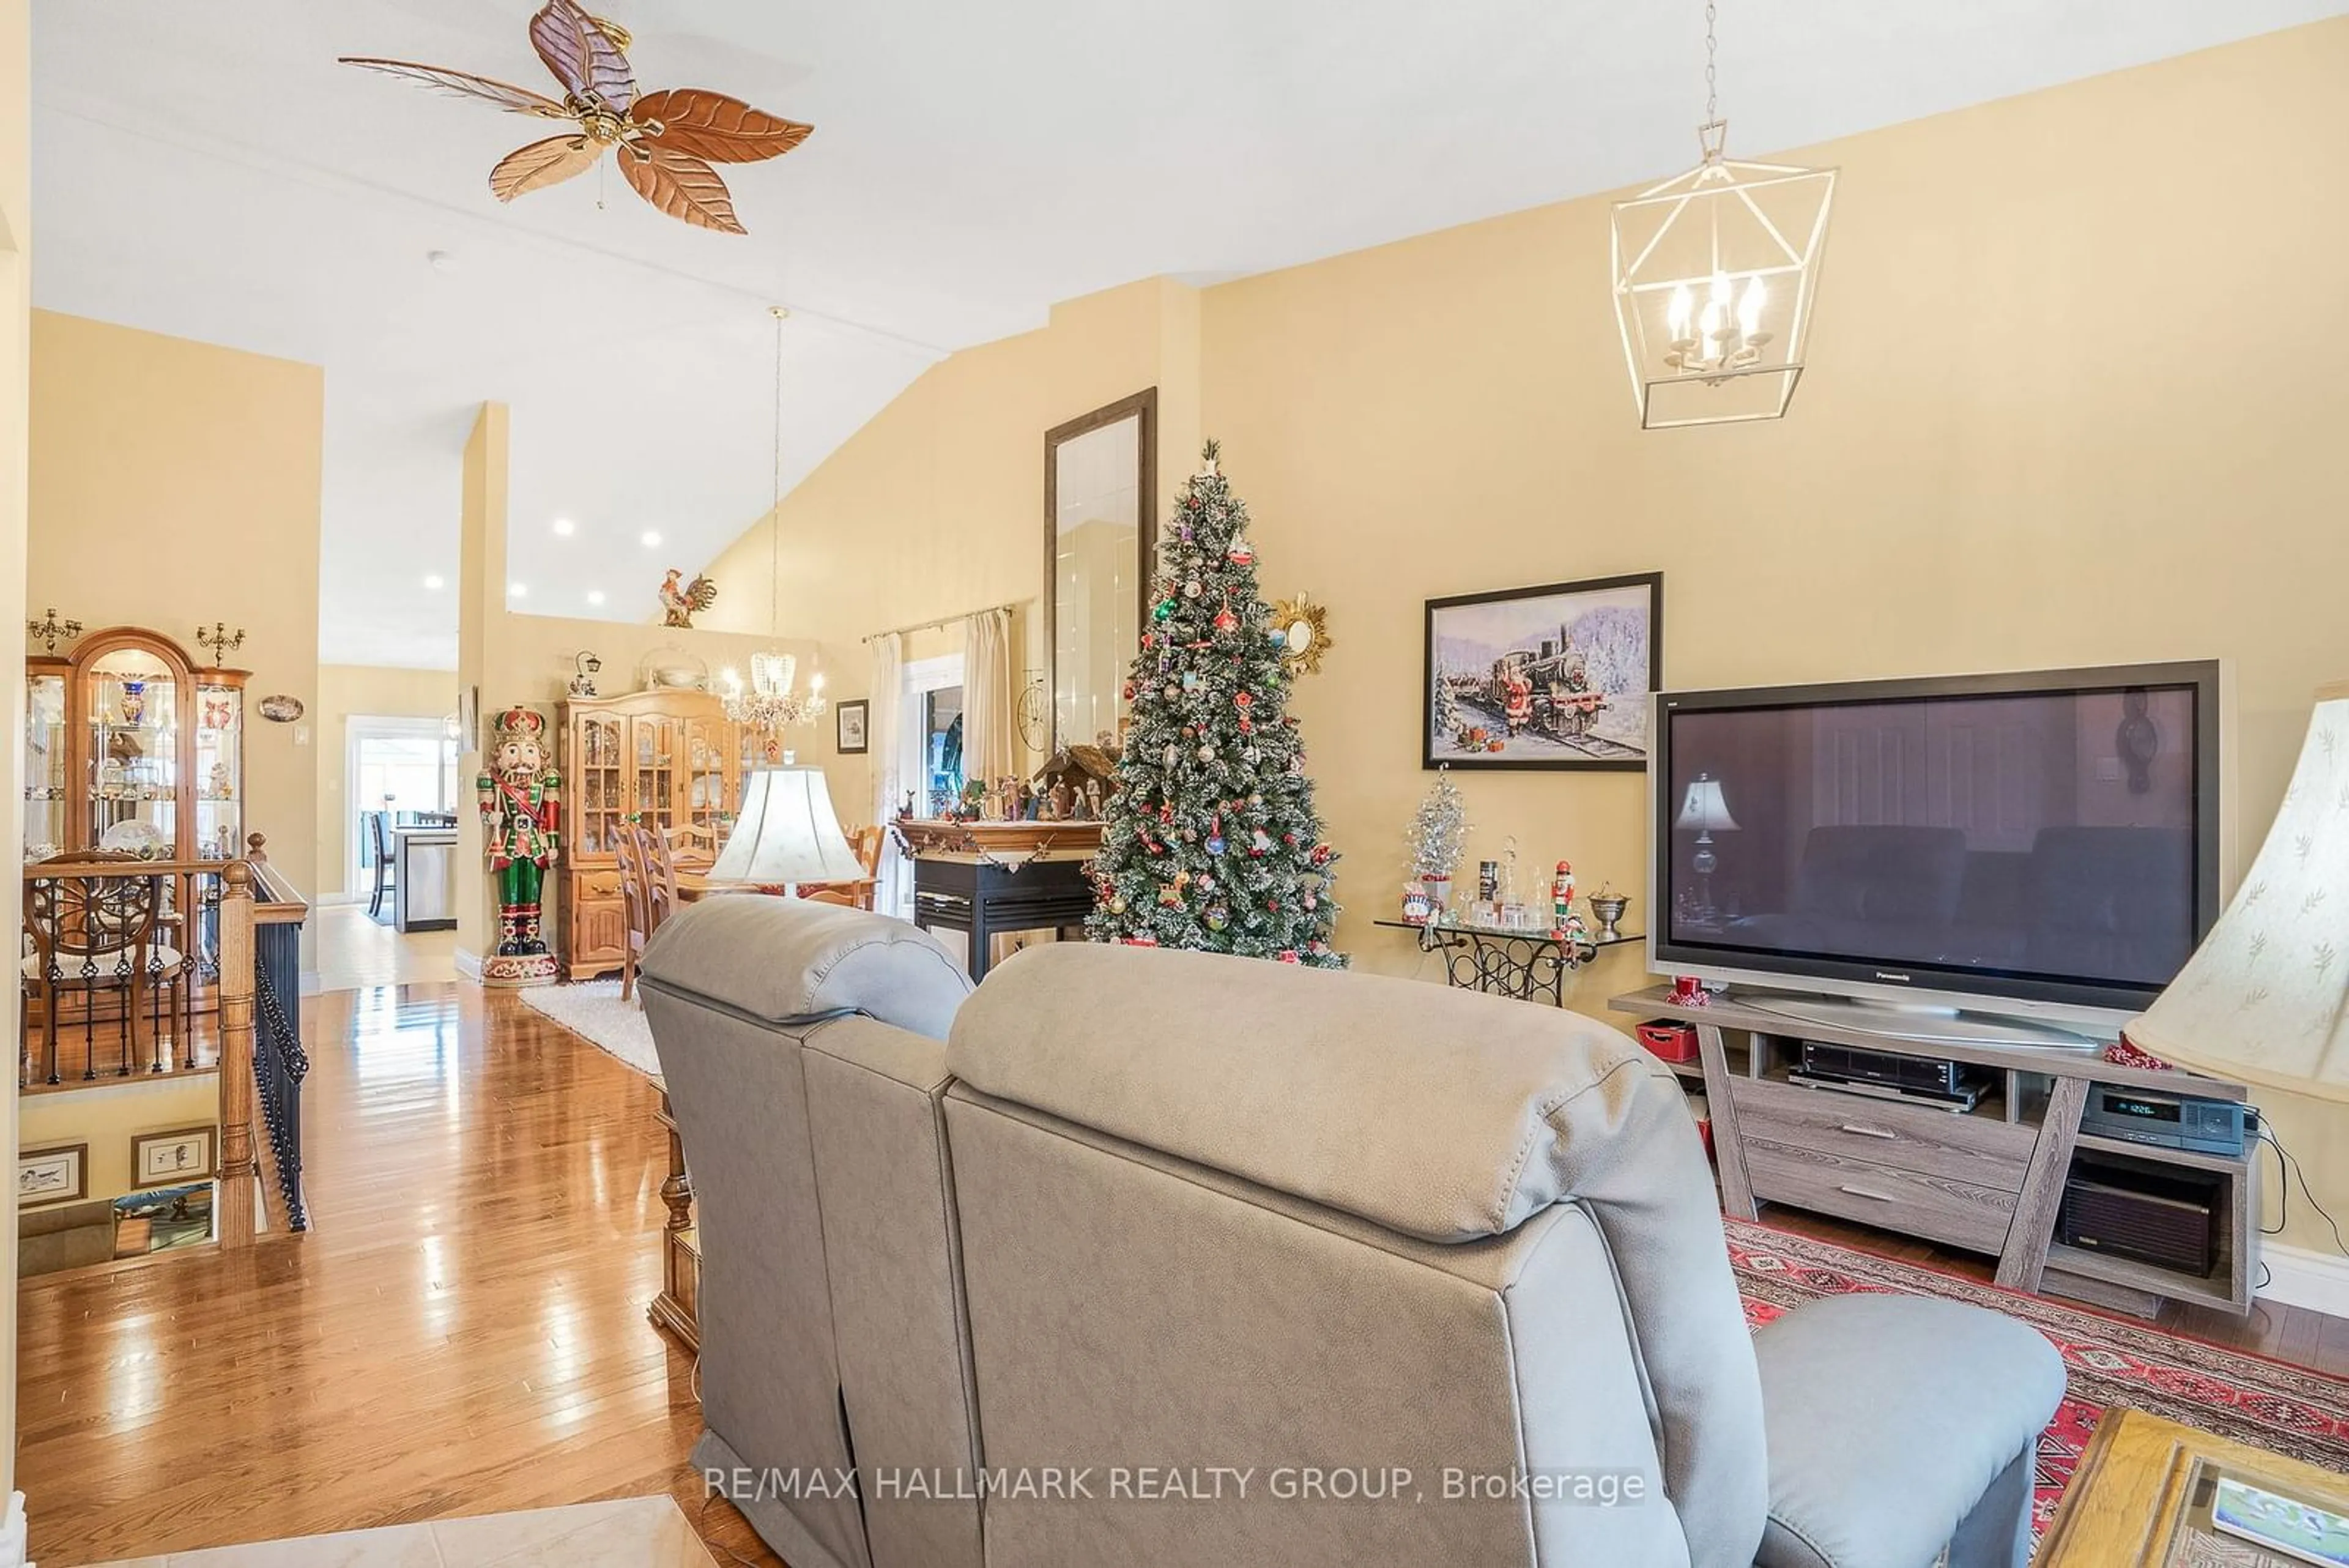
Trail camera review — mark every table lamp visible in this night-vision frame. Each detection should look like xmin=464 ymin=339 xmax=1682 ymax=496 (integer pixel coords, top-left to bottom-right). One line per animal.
xmin=1674 ymin=772 xmax=1740 ymax=921
xmin=2128 ymin=681 xmax=2349 ymax=1101
xmin=713 ymin=766 xmax=864 ymax=896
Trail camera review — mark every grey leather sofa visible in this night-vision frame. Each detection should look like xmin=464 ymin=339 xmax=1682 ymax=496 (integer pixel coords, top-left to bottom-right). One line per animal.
xmin=641 ymin=897 xmax=2064 ymax=1568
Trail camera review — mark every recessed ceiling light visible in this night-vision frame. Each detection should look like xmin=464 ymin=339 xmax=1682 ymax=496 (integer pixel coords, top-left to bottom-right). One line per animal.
xmin=641 ymin=530 xmax=662 ymax=548
xmin=552 ymin=517 xmax=576 ymax=537
xmin=586 ymin=590 xmax=606 ymax=606
xmin=426 ymin=250 xmax=459 ymax=274
xmin=508 ymin=582 xmax=527 ymax=598
xmin=422 ymin=574 xmax=445 ymax=590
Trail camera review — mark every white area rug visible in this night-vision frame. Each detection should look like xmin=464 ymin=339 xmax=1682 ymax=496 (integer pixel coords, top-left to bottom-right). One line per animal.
xmin=518 ymin=979 xmax=662 ymax=1080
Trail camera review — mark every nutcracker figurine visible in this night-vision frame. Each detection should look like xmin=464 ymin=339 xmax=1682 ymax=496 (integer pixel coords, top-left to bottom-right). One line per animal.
xmin=478 ymin=705 xmax=562 ymax=985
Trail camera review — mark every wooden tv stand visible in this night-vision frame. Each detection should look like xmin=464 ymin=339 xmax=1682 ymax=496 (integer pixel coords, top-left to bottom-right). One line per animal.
xmin=1610 ymin=985 xmax=2257 ymax=1318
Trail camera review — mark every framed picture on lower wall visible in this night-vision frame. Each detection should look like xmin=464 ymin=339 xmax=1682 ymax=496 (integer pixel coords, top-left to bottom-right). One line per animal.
xmin=18 ymin=1143 xmax=87 ymax=1208
xmin=132 ymin=1126 xmax=217 ymax=1190
xmin=836 ymin=699 xmax=870 ymax=755
xmin=1423 ymin=571 xmax=1663 ymax=770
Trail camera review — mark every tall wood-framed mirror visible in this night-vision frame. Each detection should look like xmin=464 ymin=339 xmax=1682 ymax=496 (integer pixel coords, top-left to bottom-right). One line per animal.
xmin=1044 ymin=388 xmax=1156 ymax=752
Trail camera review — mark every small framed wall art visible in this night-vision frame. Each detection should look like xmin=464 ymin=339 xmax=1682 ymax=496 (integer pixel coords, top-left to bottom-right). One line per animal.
xmin=18 ymin=1143 xmax=87 ymax=1208
xmin=835 ymin=699 xmax=870 ymax=756
xmin=132 ymin=1126 xmax=218 ymax=1190
xmin=1423 ymin=572 xmax=1663 ymax=771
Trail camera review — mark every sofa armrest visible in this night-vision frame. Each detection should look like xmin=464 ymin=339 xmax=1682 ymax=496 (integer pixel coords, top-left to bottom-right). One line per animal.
xmin=1753 ymin=1294 xmax=2064 ymax=1568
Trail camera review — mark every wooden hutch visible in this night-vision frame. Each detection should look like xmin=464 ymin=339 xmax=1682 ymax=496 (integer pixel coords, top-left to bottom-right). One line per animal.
xmin=26 ymin=625 xmax=248 ymax=863
xmin=555 ymin=689 xmax=765 ymax=981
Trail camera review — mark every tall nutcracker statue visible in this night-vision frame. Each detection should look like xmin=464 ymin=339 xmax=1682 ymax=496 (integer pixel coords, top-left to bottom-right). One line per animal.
xmin=478 ymin=705 xmax=562 ymax=986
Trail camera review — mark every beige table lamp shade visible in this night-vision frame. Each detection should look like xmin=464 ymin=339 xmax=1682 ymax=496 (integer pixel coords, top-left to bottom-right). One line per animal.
xmin=2128 ymin=683 xmax=2349 ymax=1101
xmin=713 ymin=767 xmax=865 ymax=886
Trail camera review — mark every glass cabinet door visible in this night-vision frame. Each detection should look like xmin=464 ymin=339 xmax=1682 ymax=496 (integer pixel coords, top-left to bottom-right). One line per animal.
xmin=194 ymin=684 xmax=242 ymax=861
xmin=577 ymin=715 xmax=624 ymax=856
xmin=24 ymin=674 xmax=66 ymax=860
xmin=87 ymin=648 xmax=179 ymax=858
xmin=681 ymin=717 xmax=729 ymax=850
xmin=632 ymin=715 xmax=679 ymax=838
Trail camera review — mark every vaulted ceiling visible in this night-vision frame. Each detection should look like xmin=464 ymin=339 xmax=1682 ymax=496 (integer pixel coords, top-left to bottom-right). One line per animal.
xmin=32 ymin=0 xmax=2345 ymax=666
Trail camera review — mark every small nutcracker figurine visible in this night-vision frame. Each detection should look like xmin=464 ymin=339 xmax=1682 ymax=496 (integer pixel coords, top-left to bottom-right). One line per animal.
xmin=478 ymin=706 xmax=562 ymax=984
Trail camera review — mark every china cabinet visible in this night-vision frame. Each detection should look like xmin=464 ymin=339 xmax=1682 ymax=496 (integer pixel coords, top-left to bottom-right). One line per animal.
xmin=24 ymin=626 xmax=247 ymax=863
xmin=557 ymin=690 xmax=767 ymax=981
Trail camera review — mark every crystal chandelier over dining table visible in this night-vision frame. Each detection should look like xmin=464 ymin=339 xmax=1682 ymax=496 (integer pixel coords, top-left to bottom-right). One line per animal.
xmin=722 ymin=304 xmax=826 ymax=736
xmin=1609 ymin=1 xmax=1836 ymax=429
xmin=722 ymin=650 xmax=824 ymax=731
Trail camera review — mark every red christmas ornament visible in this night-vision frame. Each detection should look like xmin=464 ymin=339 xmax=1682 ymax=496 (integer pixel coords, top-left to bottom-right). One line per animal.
xmin=1277 ymin=951 xmax=1300 ymax=964
xmin=1239 ymin=718 xmax=1253 ymax=734
xmin=1125 ymin=935 xmax=1160 ymax=948
xmin=1213 ymin=606 xmax=1239 ymax=634
xmin=1234 ymin=691 xmax=1253 ymax=709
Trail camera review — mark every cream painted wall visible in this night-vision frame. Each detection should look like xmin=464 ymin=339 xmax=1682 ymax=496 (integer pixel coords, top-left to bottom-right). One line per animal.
xmin=314 ymin=663 xmax=456 ymax=897
xmin=18 ymin=1075 xmax=218 ymax=1208
xmin=688 ymin=21 xmax=2348 ymax=1250
xmin=1200 ymin=20 xmax=2349 ymax=1247
xmin=28 ymin=312 xmax=324 ymax=954
xmin=1 ymin=0 xmax=29 ymax=1499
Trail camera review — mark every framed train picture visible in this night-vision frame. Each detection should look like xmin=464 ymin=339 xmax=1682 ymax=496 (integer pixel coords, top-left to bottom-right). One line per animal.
xmin=1423 ymin=573 xmax=1662 ymax=770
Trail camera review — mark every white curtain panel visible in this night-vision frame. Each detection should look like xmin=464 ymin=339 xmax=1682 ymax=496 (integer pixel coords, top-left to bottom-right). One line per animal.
xmin=869 ymin=631 xmax=908 ymax=918
xmin=2130 ymin=686 xmax=2349 ymax=1100
xmin=963 ymin=608 xmax=1018 ymax=794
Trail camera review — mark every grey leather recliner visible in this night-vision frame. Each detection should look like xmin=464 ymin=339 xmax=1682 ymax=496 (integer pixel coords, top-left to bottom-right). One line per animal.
xmin=642 ymin=897 xmax=2063 ymax=1568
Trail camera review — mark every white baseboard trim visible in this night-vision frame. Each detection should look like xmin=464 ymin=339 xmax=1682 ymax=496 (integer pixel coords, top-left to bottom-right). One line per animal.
xmin=2256 ymin=1241 xmax=2349 ymax=1319
xmin=453 ymin=946 xmax=484 ymax=983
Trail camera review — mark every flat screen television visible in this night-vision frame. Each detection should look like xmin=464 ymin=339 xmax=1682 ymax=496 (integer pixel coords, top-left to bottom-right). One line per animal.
xmin=1651 ymin=663 xmax=2222 ymax=1029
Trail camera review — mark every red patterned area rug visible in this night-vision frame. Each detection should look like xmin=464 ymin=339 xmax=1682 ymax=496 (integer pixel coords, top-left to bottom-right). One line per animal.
xmin=1727 ymin=1218 xmax=2349 ymax=1539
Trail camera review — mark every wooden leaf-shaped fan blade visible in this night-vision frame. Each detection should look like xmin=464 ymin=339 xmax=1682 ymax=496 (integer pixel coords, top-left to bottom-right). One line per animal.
xmin=338 ymin=58 xmax=573 ymax=119
xmin=620 ymin=144 xmax=744 ymax=234
xmin=529 ymin=0 xmax=637 ymax=110
xmin=489 ymin=135 xmax=601 ymax=202
xmin=630 ymin=88 xmax=812 ymax=164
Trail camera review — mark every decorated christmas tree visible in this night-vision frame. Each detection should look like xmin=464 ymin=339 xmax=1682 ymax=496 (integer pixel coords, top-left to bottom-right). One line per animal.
xmin=1086 ymin=442 xmax=1343 ymax=965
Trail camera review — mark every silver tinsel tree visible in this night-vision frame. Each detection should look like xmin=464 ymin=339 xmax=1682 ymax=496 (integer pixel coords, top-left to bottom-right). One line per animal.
xmin=1406 ymin=766 xmax=1470 ymax=882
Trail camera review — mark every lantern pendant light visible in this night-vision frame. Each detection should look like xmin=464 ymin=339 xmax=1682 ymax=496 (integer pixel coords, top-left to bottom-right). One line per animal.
xmin=1611 ymin=1 xmax=1836 ymax=429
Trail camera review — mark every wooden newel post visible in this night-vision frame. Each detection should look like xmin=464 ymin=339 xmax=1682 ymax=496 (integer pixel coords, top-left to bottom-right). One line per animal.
xmin=217 ymin=860 xmax=259 ymax=1249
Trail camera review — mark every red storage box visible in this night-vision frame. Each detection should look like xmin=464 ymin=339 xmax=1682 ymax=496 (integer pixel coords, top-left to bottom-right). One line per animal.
xmin=1636 ymin=1022 xmax=1701 ymax=1064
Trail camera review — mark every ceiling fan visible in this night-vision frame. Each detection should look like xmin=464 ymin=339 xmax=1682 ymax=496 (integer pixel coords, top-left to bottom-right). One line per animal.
xmin=341 ymin=0 xmax=811 ymax=235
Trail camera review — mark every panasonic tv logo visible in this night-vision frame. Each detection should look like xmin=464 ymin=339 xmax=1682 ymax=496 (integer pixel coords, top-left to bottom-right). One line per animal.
xmin=1874 ymin=971 xmax=1913 ymax=984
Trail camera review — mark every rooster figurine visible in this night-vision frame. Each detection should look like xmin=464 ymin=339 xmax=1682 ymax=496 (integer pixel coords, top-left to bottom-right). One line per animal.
xmin=658 ymin=570 xmax=718 ymax=629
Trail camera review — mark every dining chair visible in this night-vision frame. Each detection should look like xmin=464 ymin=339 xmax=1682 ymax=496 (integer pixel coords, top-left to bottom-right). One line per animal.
xmin=367 ymin=811 xmax=397 ymax=920
xmin=613 ymin=825 xmax=653 ymax=1003
xmin=662 ymin=822 xmax=719 ymax=865
xmin=21 ymin=852 xmax=186 ymax=1085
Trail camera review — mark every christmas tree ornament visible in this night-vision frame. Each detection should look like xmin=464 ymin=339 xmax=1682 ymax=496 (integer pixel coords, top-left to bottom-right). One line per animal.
xmin=1250 ymin=827 xmax=1273 ymax=857
xmin=1234 ymin=691 xmax=1253 ymax=711
xmin=1184 ymin=578 xmax=1203 ymax=600
xmin=1123 ymin=678 xmax=1138 ymax=702
xmin=1277 ymin=951 xmax=1300 ymax=965
xmin=1164 ymin=743 xmax=1180 ymax=767
xmin=1213 ymin=606 xmax=1239 ymax=635
xmin=1226 ymin=532 xmax=1255 ymax=567
xmin=1152 ymin=598 xmax=1176 ymax=622
xmin=1205 ymin=904 xmax=1230 ymax=932
xmin=1198 ymin=742 xmax=1217 ymax=762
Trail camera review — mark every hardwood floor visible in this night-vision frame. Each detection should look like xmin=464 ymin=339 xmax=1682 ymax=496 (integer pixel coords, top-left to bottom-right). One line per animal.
xmin=15 ymin=983 xmax=781 ymax=1568
xmin=18 ymin=979 xmax=2347 ymax=1566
